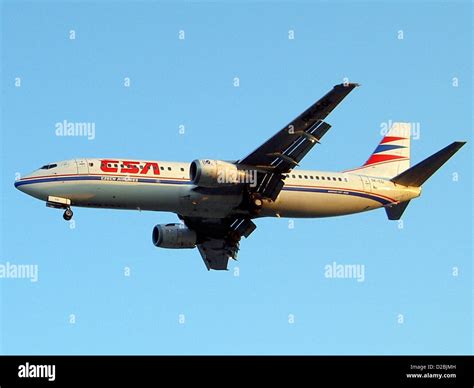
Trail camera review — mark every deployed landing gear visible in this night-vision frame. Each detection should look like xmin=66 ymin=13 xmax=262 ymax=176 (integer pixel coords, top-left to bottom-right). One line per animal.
xmin=63 ymin=207 xmax=73 ymax=221
xmin=249 ymin=194 xmax=263 ymax=216
xmin=46 ymin=196 xmax=73 ymax=221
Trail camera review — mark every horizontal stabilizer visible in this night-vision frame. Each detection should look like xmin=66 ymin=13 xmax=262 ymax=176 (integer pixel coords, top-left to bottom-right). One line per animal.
xmin=385 ymin=201 xmax=410 ymax=220
xmin=391 ymin=141 xmax=466 ymax=187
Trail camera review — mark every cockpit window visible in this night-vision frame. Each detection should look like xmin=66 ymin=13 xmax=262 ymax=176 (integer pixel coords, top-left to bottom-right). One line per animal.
xmin=40 ymin=163 xmax=57 ymax=170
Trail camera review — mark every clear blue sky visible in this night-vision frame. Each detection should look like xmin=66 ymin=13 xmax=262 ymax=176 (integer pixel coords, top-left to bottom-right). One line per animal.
xmin=1 ymin=0 xmax=472 ymax=355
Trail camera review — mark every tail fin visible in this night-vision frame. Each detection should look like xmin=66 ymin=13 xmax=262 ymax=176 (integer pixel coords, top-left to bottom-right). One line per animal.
xmin=391 ymin=141 xmax=466 ymax=187
xmin=347 ymin=122 xmax=411 ymax=178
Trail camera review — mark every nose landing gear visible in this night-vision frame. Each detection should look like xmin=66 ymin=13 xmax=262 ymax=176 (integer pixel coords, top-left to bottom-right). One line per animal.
xmin=63 ymin=207 xmax=73 ymax=221
xmin=46 ymin=196 xmax=73 ymax=221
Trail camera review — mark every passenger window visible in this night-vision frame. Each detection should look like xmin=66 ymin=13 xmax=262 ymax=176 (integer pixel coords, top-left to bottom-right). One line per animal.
xmin=89 ymin=163 xmax=94 ymax=167
xmin=310 ymin=176 xmax=313 ymax=179
xmin=168 ymin=167 xmax=172 ymax=171
xmin=292 ymin=175 xmax=295 ymax=178
xmin=338 ymin=177 xmax=342 ymax=181
xmin=180 ymin=167 xmax=184 ymax=172
xmin=315 ymin=176 xmax=319 ymax=180
xmin=298 ymin=175 xmax=302 ymax=179
xmin=160 ymin=166 xmax=164 ymax=170
xmin=321 ymin=176 xmax=325 ymax=180
xmin=332 ymin=177 xmax=337 ymax=181
xmin=304 ymin=175 xmax=308 ymax=179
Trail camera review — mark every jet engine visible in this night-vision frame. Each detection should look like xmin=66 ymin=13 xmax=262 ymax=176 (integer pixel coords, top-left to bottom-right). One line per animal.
xmin=190 ymin=159 xmax=247 ymax=188
xmin=152 ymin=223 xmax=197 ymax=249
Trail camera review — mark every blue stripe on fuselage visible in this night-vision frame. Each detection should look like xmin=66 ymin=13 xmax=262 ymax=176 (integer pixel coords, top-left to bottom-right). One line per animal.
xmin=14 ymin=175 xmax=392 ymax=206
xmin=14 ymin=175 xmax=190 ymax=187
xmin=283 ymin=186 xmax=391 ymax=206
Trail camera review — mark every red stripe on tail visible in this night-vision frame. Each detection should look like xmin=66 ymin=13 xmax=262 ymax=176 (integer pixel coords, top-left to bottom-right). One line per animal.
xmin=380 ymin=136 xmax=407 ymax=144
xmin=364 ymin=154 xmax=406 ymax=166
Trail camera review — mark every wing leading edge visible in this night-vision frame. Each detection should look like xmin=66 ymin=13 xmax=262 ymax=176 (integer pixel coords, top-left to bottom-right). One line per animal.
xmin=239 ymin=82 xmax=359 ymax=169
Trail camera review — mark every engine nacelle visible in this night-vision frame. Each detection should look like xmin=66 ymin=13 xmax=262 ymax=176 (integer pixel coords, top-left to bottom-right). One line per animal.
xmin=152 ymin=223 xmax=197 ymax=249
xmin=190 ymin=159 xmax=247 ymax=188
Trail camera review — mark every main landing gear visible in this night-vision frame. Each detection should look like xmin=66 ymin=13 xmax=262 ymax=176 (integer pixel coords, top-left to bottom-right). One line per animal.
xmin=63 ymin=207 xmax=73 ymax=221
xmin=249 ymin=193 xmax=263 ymax=216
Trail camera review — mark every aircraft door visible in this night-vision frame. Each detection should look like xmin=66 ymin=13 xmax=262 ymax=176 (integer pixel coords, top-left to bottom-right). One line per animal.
xmin=76 ymin=159 xmax=89 ymax=174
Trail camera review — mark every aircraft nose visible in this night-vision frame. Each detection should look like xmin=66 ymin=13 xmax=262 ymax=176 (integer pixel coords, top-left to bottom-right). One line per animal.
xmin=14 ymin=170 xmax=51 ymax=201
xmin=14 ymin=176 xmax=28 ymax=193
xmin=14 ymin=172 xmax=35 ymax=194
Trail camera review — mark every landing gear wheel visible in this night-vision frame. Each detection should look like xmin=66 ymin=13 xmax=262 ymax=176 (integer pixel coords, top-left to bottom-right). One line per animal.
xmin=63 ymin=208 xmax=73 ymax=221
xmin=249 ymin=194 xmax=263 ymax=216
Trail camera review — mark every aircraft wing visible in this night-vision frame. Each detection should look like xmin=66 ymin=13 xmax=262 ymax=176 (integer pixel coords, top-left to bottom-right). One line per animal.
xmin=197 ymin=239 xmax=238 ymax=271
xmin=181 ymin=216 xmax=256 ymax=270
xmin=238 ymin=82 xmax=358 ymax=200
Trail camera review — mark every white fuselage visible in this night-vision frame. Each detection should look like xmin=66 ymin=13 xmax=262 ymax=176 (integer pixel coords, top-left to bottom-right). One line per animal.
xmin=14 ymin=158 xmax=421 ymax=218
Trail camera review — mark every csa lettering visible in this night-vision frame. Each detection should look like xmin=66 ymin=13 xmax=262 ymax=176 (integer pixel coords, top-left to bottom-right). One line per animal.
xmin=121 ymin=160 xmax=140 ymax=174
xmin=141 ymin=162 xmax=160 ymax=175
xmin=100 ymin=160 xmax=160 ymax=175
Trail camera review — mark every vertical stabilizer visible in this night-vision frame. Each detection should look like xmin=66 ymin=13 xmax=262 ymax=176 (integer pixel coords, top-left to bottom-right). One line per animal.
xmin=347 ymin=122 xmax=411 ymax=178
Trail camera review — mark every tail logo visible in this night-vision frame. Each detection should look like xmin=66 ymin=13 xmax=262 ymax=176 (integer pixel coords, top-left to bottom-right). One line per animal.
xmin=364 ymin=136 xmax=408 ymax=166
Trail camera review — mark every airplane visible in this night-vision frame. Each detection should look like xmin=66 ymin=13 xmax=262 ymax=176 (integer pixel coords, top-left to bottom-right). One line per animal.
xmin=14 ymin=83 xmax=466 ymax=270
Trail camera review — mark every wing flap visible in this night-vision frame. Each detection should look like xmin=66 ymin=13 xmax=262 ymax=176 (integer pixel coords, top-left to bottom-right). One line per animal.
xmin=198 ymin=239 xmax=237 ymax=271
xmin=183 ymin=217 xmax=257 ymax=271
